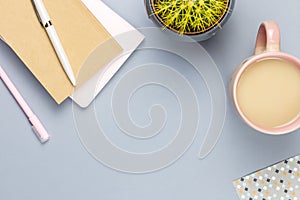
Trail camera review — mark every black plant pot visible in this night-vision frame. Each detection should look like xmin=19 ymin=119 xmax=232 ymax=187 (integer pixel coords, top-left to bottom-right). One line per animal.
xmin=145 ymin=0 xmax=235 ymax=41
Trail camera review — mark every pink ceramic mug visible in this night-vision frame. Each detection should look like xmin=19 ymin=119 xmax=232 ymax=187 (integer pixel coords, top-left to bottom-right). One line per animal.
xmin=230 ymin=21 xmax=300 ymax=135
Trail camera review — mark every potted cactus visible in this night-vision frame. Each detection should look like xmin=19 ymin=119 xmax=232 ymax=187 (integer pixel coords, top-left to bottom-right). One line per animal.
xmin=145 ymin=0 xmax=235 ymax=41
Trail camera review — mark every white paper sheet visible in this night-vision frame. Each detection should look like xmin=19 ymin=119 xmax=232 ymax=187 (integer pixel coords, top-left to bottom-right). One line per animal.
xmin=70 ymin=0 xmax=144 ymax=107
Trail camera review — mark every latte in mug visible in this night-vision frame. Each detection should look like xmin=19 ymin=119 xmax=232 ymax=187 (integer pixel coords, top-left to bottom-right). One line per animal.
xmin=230 ymin=21 xmax=300 ymax=134
xmin=236 ymin=58 xmax=300 ymax=129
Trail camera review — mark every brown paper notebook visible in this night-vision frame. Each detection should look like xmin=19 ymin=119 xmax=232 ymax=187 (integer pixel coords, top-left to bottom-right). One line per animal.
xmin=0 ymin=0 xmax=122 ymax=104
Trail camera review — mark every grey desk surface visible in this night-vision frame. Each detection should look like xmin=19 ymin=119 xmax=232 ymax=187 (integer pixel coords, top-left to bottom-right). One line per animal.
xmin=1 ymin=0 xmax=300 ymax=199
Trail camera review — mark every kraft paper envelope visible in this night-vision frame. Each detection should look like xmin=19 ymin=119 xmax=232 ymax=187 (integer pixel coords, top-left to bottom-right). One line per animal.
xmin=0 ymin=0 xmax=122 ymax=104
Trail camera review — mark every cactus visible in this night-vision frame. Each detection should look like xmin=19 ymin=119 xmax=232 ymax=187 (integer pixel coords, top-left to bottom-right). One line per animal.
xmin=152 ymin=0 xmax=230 ymax=34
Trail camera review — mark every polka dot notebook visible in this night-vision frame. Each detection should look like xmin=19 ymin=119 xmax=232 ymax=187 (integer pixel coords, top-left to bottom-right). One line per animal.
xmin=233 ymin=155 xmax=300 ymax=200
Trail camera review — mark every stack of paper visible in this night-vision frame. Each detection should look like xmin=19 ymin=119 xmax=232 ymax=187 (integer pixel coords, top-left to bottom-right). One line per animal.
xmin=0 ymin=0 xmax=144 ymax=107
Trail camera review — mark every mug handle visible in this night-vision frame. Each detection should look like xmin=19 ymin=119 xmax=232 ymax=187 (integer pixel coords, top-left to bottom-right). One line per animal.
xmin=255 ymin=21 xmax=281 ymax=55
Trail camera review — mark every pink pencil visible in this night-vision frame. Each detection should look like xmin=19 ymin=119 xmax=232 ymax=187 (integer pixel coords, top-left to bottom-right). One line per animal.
xmin=0 ymin=66 xmax=49 ymax=143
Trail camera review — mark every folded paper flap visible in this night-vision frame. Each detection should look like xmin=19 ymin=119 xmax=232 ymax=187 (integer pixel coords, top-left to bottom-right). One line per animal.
xmin=0 ymin=0 xmax=122 ymax=104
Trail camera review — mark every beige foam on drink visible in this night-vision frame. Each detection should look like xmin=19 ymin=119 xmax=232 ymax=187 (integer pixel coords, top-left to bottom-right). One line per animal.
xmin=237 ymin=58 xmax=300 ymax=128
